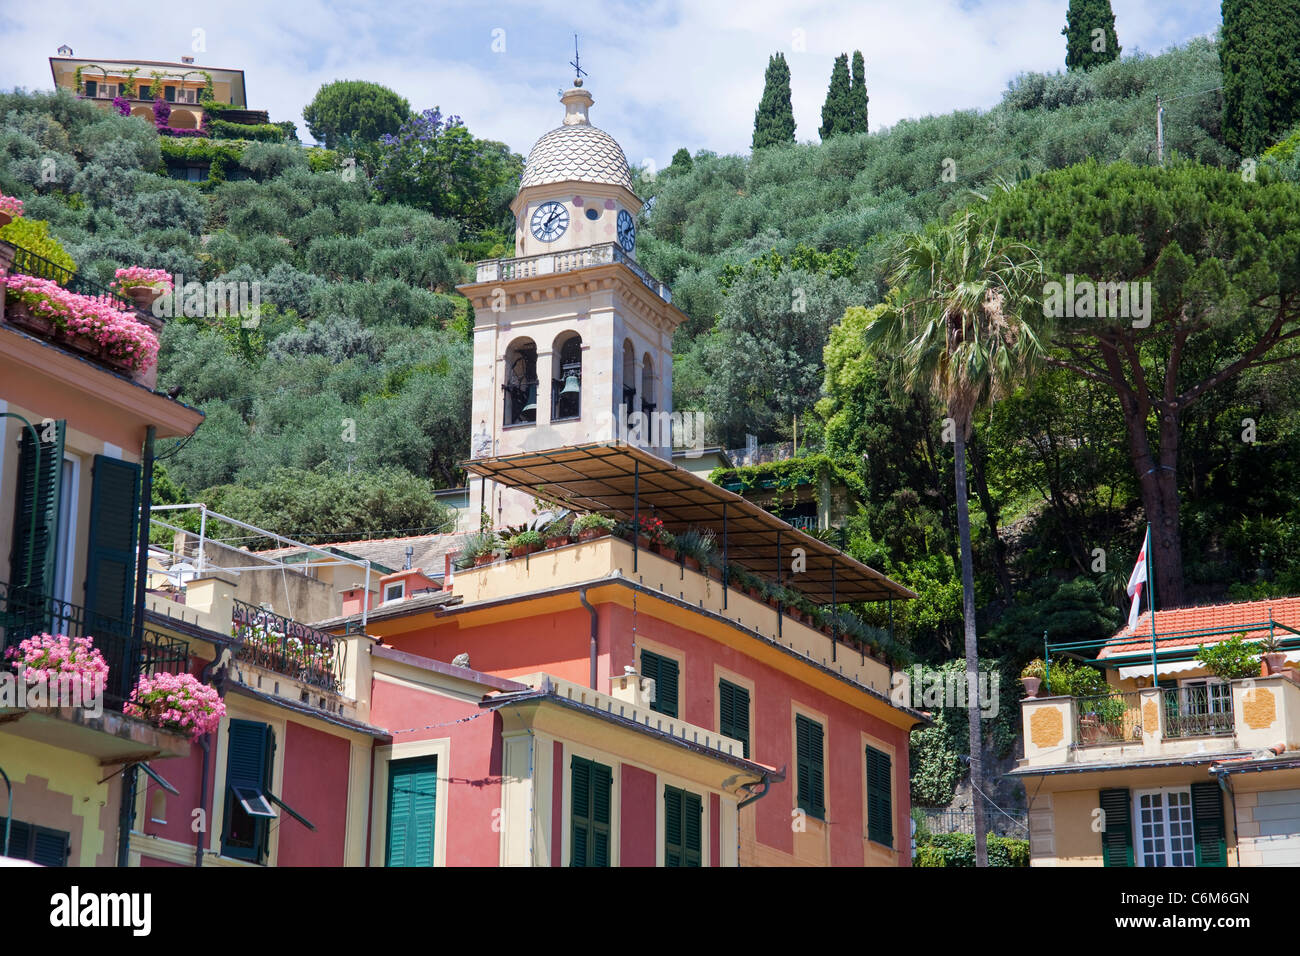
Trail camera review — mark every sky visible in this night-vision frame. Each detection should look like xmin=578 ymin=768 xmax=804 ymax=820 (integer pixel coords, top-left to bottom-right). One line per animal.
xmin=0 ymin=0 xmax=1223 ymax=170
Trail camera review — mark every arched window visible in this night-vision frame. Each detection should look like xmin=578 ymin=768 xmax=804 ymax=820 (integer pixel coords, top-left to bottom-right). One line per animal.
xmin=503 ymin=337 xmax=538 ymax=426
xmin=552 ymin=332 xmax=582 ymax=421
xmin=622 ymin=340 xmax=637 ymax=411
xmin=641 ymin=354 xmax=656 ymax=414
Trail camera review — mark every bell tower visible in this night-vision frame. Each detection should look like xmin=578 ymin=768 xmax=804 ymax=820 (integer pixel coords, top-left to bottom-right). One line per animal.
xmin=458 ymin=72 xmax=688 ymax=529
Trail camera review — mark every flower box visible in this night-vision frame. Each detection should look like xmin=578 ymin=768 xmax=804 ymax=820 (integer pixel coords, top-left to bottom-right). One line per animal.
xmin=683 ymin=555 xmax=701 ymax=571
xmin=545 ymin=535 xmax=571 ymax=550
xmin=707 ymin=566 xmax=723 ymax=582
xmin=0 ymin=211 xmax=11 ymax=229
xmin=474 ymin=554 xmax=496 ymax=568
xmin=654 ymin=542 xmax=677 ymax=561
xmin=5 ymin=299 xmax=56 ymax=337
xmin=578 ymin=527 xmax=610 ymax=542
xmin=510 ymin=543 xmax=542 ymax=558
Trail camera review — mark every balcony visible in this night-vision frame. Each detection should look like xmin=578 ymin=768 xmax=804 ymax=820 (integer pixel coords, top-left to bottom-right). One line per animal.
xmin=474 ymin=242 xmax=672 ymax=303
xmin=1019 ymin=676 xmax=1300 ymax=770
xmin=0 ymin=580 xmax=193 ymax=760
xmin=231 ymin=599 xmax=346 ymax=694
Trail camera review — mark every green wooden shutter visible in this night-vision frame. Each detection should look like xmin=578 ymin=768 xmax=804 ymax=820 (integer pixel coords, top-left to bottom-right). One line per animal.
xmin=1100 ymin=788 xmax=1134 ymax=867
xmin=1191 ymin=782 xmax=1227 ymax=867
xmin=719 ymin=679 xmax=750 ymax=758
xmin=570 ymin=755 xmax=612 ymax=867
xmin=386 ymin=757 xmax=438 ymax=867
xmin=8 ymin=419 xmax=64 ymax=600
xmin=1 ymin=817 xmax=71 ymax=866
xmin=83 ymin=455 xmax=141 ymax=636
xmin=642 ymin=649 xmax=678 ymax=717
xmin=664 ymin=785 xmax=683 ymax=867
xmin=865 ymin=745 xmax=893 ymax=847
xmin=223 ymin=720 xmax=273 ymax=862
xmin=664 ymin=786 xmax=703 ymax=867
xmin=796 ymin=715 xmax=825 ymax=819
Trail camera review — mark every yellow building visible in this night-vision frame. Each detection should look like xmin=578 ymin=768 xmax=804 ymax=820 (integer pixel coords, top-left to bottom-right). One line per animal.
xmin=48 ymin=51 xmax=256 ymax=131
xmin=1012 ymin=597 xmax=1300 ymax=866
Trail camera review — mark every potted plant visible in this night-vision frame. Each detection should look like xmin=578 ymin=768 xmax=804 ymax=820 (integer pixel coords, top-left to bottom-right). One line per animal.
xmin=110 ymin=266 xmax=174 ymax=312
xmin=544 ymin=514 xmax=573 ymax=549
xmin=1020 ymin=659 xmax=1046 ymax=698
xmin=674 ymin=528 xmax=714 ymax=571
xmin=5 ymin=632 xmax=109 ymax=703
xmin=636 ymin=514 xmax=668 ymax=551
xmin=461 ymin=529 xmax=500 ymax=567
xmin=654 ymin=529 xmax=678 ymax=561
xmin=0 ymin=193 xmax=24 ymax=229
xmin=124 ymin=671 xmax=226 ymax=741
xmin=1257 ymin=632 xmax=1288 ymax=676
xmin=574 ymin=513 xmax=615 ymax=542
xmin=507 ymin=529 xmax=544 ymax=558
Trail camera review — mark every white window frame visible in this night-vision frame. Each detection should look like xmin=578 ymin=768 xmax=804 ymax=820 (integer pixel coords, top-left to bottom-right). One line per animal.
xmin=1133 ymin=786 xmax=1196 ymax=868
xmin=52 ymin=453 xmax=80 ymax=626
xmin=383 ymin=581 xmax=405 ymax=603
xmin=1177 ymin=677 xmax=1231 ymax=715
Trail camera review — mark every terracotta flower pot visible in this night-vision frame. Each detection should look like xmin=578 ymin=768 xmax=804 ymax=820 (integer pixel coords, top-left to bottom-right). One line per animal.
xmin=0 ymin=241 xmax=14 ymax=276
xmin=654 ymin=543 xmax=677 ymax=561
xmin=578 ymin=527 xmax=610 ymax=542
xmin=707 ymin=566 xmax=722 ymax=582
xmin=125 ymin=285 xmax=164 ymax=312
xmin=5 ymin=301 xmax=56 ymax=337
xmin=1263 ymin=653 xmax=1287 ymax=675
xmin=545 ymin=536 xmax=570 ymax=550
xmin=683 ymin=555 xmax=701 ymax=571
xmin=1020 ymin=677 xmax=1043 ymax=698
xmin=0 ymin=211 xmax=11 ymax=228
xmin=636 ymin=535 xmax=652 ymax=550
xmin=747 ymin=587 xmax=762 ymax=601
xmin=510 ymin=543 xmax=542 ymax=558
xmin=473 ymin=554 xmax=495 ymax=568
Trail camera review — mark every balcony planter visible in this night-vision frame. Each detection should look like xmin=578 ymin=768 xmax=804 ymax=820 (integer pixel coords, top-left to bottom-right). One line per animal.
xmin=124 ymin=285 xmax=164 ymax=312
xmin=0 ymin=241 xmax=13 ymax=276
xmin=510 ymin=543 xmax=543 ymax=558
xmin=578 ymin=527 xmax=611 ymax=543
xmin=5 ymin=299 xmax=56 ymax=337
xmin=1020 ymin=677 xmax=1043 ymax=698
xmin=683 ymin=555 xmax=701 ymax=571
xmin=473 ymin=554 xmax=496 ymax=568
xmin=707 ymin=565 xmax=723 ymax=582
xmin=545 ymin=535 xmax=571 ymax=550
xmin=636 ymin=535 xmax=652 ymax=550
xmin=0 ymin=212 xmax=11 ymax=229
xmin=1079 ymin=713 xmax=1102 ymax=744
xmin=654 ymin=542 xmax=677 ymax=561
xmin=748 ymin=586 xmax=762 ymax=601
xmin=1263 ymin=653 xmax=1288 ymax=675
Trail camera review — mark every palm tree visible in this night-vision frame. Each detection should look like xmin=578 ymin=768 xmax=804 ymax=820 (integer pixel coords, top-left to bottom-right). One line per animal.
xmin=865 ymin=210 xmax=1044 ymax=866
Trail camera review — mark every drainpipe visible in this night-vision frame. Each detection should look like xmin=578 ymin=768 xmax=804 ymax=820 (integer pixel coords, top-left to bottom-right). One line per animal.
xmin=194 ymin=735 xmax=210 ymax=867
xmin=579 ymin=588 xmax=598 ymax=690
xmin=1218 ymin=772 xmax=1238 ymax=861
xmin=736 ymin=765 xmax=786 ymax=811
xmin=118 ymin=425 xmax=156 ymax=868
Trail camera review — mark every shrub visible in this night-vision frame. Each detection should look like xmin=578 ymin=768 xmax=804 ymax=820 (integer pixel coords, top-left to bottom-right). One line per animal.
xmin=507 ymin=529 xmax=544 ymax=549
xmin=914 ymin=833 xmax=1030 ymax=867
xmin=1195 ymin=634 xmax=1263 ymax=681
xmin=0 ymin=216 xmax=77 ymax=271
xmin=573 ymin=513 xmax=615 ymax=533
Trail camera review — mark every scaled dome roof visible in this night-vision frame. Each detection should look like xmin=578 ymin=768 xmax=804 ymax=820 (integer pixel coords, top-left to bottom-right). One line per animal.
xmin=519 ymin=89 xmax=635 ymax=193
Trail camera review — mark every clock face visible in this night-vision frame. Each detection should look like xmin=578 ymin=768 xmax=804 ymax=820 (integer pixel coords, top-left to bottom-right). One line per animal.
xmin=617 ymin=209 xmax=636 ymax=252
xmin=530 ymin=201 xmax=569 ymax=242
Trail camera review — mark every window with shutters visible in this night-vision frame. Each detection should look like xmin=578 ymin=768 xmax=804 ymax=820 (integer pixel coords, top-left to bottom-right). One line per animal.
xmin=386 ymin=757 xmax=438 ymax=867
xmin=1100 ymin=787 xmax=1134 ymax=866
xmin=0 ymin=817 xmax=71 ymax=866
xmin=795 ymin=713 xmax=825 ymax=820
xmin=83 ymin=455 xmax=141 ymax=640
xmin=718 ymin=679 xmax=750 ymax=758
xmin=664 ymin=785 xmax=703 ymax=867
xmin=1135 ymin=788 xmax=1196 ymax=867
xmin=570 ymin=755 xmax=612 ymax=866
xmin=865 ymin=745 xmax=893 ymax=847
xmin=221 ymin=720 xmax=275 ymax=863
xmin=641 ymin=648 xmax=679 ymax=718
xmin=8 ymin=420 xmax=66 ymax=607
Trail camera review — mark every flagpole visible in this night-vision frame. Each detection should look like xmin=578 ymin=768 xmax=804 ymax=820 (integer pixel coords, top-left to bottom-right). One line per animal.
xmin=1146 ymin=523 xmax=1158 ymax=683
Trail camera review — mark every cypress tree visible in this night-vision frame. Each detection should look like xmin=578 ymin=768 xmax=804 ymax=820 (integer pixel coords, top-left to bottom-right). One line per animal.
xmin=850 ymin=50 xmax=869 ymax=133
xmin=819 ymin=53 xmax=853 ymax=140
xmin=1062 ymin=0 xmax=1121 ymax=71
xmin=753 ymin=53 xmax=796 ymax=150
xmin=1222 ymin=0 xmax=1300 ymax=157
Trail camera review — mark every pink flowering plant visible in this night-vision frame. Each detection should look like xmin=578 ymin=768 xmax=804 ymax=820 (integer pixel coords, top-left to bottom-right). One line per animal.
xmin=0 ymin=193 xmax=23 ymax=218
xmin=3 ymin=274 xmax=160 ymax=372
xmin=5 ymin=632 xmax=109 ymax=699
xmin=125 ymin=671 xmax=226 ymax=740
xmin=111 ymin=266 xmax=174 ymax=294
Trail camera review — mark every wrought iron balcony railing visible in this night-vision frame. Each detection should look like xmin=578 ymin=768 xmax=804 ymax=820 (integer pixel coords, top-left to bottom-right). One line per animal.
xmin=1161 ymin=685 xmax=1235 ymax=738
xmin=1074 ymin=690 xmax=1144 ymax=745
xmin=4 ymin=242 xmax=156 ymax=326
xmin=231 ymin=599 xmax=345 ymax=694
xmin=0 ymin=580 xmax=190 ymax=710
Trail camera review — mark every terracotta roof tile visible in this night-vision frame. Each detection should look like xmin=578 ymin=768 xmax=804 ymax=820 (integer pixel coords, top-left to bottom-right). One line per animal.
xmin=1099 ymin=595 xmax=1300 ymax=658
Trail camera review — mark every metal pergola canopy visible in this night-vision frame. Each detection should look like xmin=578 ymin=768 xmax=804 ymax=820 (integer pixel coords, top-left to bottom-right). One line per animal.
xmin=462 ymin=442 xmax=915 ymax=604
xmin=1044 ymin=618 xmax=1300 ymax=673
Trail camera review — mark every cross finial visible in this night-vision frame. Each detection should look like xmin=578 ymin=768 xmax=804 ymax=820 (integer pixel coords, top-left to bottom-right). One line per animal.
xmin=570 ymin=33 xmax=587 ymax=86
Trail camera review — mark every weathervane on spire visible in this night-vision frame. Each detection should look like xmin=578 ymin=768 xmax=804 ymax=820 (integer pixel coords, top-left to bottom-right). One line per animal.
xmin=570 ymin=33 xmax=587 ymax=87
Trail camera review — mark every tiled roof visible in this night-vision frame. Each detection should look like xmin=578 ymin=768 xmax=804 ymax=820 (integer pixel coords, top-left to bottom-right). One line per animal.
xmin=519 ymin=123 xmax=635 ymax=192
xmin=1099 ymin=595 xmax=1300 ymax=659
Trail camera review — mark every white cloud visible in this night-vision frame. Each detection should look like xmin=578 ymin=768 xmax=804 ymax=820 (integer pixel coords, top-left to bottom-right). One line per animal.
xmin=0 ymin=0 xmax=1220 ymax=170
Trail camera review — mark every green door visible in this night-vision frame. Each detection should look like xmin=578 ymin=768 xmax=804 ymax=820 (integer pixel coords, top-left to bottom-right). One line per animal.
xmin=387 ymin=757 xmax=438 ymax=867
